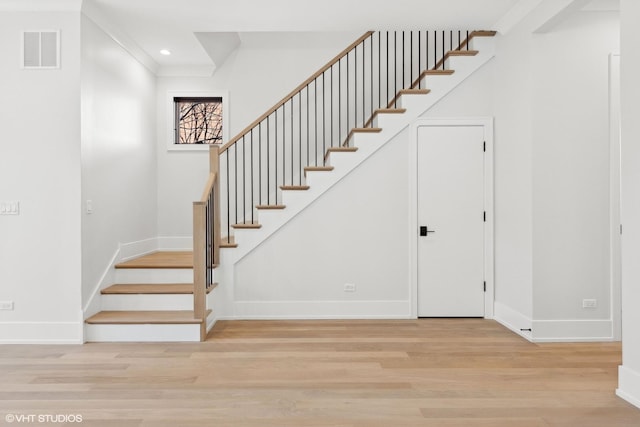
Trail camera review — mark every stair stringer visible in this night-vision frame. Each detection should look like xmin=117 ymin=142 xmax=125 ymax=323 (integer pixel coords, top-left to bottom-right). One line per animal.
xmin=213 ymin=37 xmax=495 ymax=317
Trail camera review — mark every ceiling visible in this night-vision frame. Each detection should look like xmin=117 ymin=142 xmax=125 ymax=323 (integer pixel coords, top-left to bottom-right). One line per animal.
xmin=80 ymin=0 xmax=617 ymax=75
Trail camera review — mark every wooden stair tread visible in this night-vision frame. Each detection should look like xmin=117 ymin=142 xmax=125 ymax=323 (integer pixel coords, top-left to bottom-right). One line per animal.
xmin=374 ymin=108 xmax=407 ymax=114
xmin=256 ymin=204 xmax=286 ymax=209
xmin=232 ymin=222 xmax=262 ymax=229
xmin=446 ymin=49 xmax=479 ymax=57
xmin=470 ymin=30 xmax=497 ymax=37
xmin=422 ymin=69 xmax=455 ymax=76
xmin=399 ymin=88 xmax=431 ymax=95
xmin=85 ymin=310 xmax=212 ymax=325
xmin=304 ymin=166 xmax=334 ymax=176
xmin=101 ymin=283 xmax=217 ymax=295
xmin=220 ymin=236 xmax=237 ymax=248
xmin=352 ymin=127 xmax=382 ymax=133
xmin=327 ymin=147 xmax=358 ymax=152
xmin=115 ymin=251 xmax=193 ymax=269
xmin=280 ymin=185 xmax=310 ymax=191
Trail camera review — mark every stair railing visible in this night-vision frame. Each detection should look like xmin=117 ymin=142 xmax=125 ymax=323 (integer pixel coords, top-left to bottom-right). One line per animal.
xmin=196 ymin=29 xmax=484 ymax=250
xmin=192 ymin=146 xmax=220 ymax=337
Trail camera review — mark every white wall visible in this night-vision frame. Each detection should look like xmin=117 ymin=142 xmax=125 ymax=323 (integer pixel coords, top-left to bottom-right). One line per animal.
xmin=531 ymin=11 xmax=619 ymax=340
xmin=618 ymin=0 xmax=640 ymax=410
xmin=156 ymin=33 xmax=360 ymax=238
xmin=233 ymin=130 xmax=411 ymax=318
xmin=80 ymin=15 xmax=157 ymax=315
xmin=0 ymin=11 xmax=82 ymax=343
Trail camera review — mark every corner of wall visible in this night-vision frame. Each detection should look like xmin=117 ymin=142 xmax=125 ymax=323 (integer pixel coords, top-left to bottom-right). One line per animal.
xmin=618 ymin=365 xmax=640 ymax=409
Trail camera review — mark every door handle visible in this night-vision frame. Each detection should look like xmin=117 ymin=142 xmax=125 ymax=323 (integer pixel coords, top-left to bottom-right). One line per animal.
xmin=420 ymin=226 xmax=436 ymax=236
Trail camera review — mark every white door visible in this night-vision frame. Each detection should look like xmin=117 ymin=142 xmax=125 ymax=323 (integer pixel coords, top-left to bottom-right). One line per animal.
xmin=417 ymin=125 xmax=485 ymax=317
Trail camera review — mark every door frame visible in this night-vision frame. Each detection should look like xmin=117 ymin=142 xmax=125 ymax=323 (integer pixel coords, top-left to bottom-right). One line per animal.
xmin=409 ymin=118 xmax=494 ymax=319
xmin=609 ymin=53 xmax=622 ymax=341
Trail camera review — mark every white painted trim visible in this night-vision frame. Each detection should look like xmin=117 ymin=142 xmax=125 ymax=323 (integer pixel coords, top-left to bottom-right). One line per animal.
xmin=609 ymin=53 xmax=622 ymax=341
xmin=85 ymin=324 xmax=201 ymax=342
xmin=82 ymin=247 xmax=119 ymax=319
xmin=0 ymin=321 xmax=83 ymax=344
xmin=494 ymin=301 xmax=533 ymax=341
xmin=166 ymin=90 xmax=229 ymax=152
xmin=118 ymin=237 xmax=158 ymax=262
xmin=0 ymin=0 xmax=81 ymax=11
xmin=617 ymin=365 xmax=640 ymax=409
xmin=409 ymin=117 xmax=494 ymax=319
xmin=531 ymin=319 xmax=613 ymax=342
xmin=157 ymin=65 xmax=215 ymax=77
xmin=81 ymin=3 xmax=158 ymax=74
xmin=233 ymin=300 xmax=411 ymax=320
xmin=158 ymin=236 xmax=192 ymax=251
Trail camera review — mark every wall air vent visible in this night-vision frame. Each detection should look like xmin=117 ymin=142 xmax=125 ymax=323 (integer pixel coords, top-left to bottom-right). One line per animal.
xmin=22 ymin=30 xmax=60 ymax=69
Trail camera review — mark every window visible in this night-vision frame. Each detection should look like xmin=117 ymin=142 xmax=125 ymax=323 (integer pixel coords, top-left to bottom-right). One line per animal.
xmin=167 ymin=91 xmax=229 ymax=151
xmin=174 ymin=97 xmax=222 ymax=145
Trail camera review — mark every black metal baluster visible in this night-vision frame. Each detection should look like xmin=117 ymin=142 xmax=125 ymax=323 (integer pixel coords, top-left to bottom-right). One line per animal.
xmin=394 ymin=31 xmax=397 ymax=106
xmin=362 ymin=39 xmax=365 ymax=128
xmin=354 ymin=45 xmax=357 ymax=132
xmin=242 ymin=135 xmax=245 ymax=224
xmin=338 ymin=59 xmax=341 ymax=146
xmin=234 ymin=137 xmax=237 ymax=225
xmin=250 ymin=128 xmax=254 ymax=223
xmin=259 ymin=123 xmax=262 ymax=206
xmin=402 ymin=31 xmax=405 ymax=89
xmin=442 ymin=30 xmax=445 ymax=70
xmin=322 ymin=72 xmax=326 ymax=162
xmin=418 ymin=30 xmax=421 ymax=89
xmin=267 ymin=117 xmax=270 ymax=204
xmin=282 ymin=104 xmax=285 ymax=190
xmin=378 ymin=31 xmax=381 ymax=109
xmin=426 ymin=31 xmax=430 ymax=70
xmin=370 ymin=35 xmax=373 ymax=125
xmin=386 ymin=31 xmax=389 ymax=107
xmin=306 ymin=85 xmax=309 ymax=166
xmin=314 ymin=80 xmax=318 ymax=166
xmin=291 ymin=97 xmax=294 ymax=184
xmin=331 ymin=65 xmax=334 ymax=148
xmin=458 ymin=30 xmax=461 ymax=50
xmin=273 ymin=108 xmax=278 ymax=205
xmin=347 ymin=52 xmax=349 ymax=137
xmin=299 ymin=91 xmax=302 ymax=184
xmin=226 ymin=151 xmax=230 ymax=242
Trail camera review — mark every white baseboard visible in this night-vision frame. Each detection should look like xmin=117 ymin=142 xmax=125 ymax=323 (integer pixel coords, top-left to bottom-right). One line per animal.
xmin=119 ymin=236 xmax=192 ymax=263
xmin=82 ymin=247 xmax=120 ymax=320
xmin=119 ymin=237 xmax=158 ymax=262
xmin=85 ymin=323 xmax=201 ymax=342
xmin=493 ymin=301 xmax=533 ymax=341
xmin=233 ymin=300 xmax=411 ymax=319
xmin=531 ymin=319 xmax=612 ymax=342
xmin=617 ymin=365 xmax=640 ymax=409
xmin=0 ymin=321 xmax=83 ymax=344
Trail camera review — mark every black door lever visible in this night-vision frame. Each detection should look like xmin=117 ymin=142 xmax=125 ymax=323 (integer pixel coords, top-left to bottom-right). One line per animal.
xmin=420 ymin=226 xmax=436 ymax=236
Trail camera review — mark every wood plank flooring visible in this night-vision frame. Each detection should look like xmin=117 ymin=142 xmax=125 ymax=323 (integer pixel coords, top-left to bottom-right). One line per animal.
xmin=1 ymin=319 xmax=638 ymax=426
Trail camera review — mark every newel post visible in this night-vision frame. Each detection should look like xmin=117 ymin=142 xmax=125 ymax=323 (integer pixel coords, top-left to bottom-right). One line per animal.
xmin=193 ymin=201 xmax=206 ymax=321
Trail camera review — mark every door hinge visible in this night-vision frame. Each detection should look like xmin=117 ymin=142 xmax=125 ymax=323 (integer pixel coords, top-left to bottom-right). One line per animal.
xmin=483 ymin=281 xmax=486 ymax=292
xmin=483 ymin=141 xmax=486 ymax=152
xmin=483 ymin=211 xmax=486 ymax=222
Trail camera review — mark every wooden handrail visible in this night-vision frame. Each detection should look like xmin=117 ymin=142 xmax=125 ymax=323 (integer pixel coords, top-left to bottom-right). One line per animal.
xmin=219 ymin=31 xmax=375 ymax=154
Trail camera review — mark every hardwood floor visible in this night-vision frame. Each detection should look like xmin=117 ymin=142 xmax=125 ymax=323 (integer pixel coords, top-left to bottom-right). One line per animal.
xmin=1 ymin=319 xmax=638 ymax=426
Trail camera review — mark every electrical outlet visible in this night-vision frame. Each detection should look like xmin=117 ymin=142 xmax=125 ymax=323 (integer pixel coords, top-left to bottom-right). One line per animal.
xmin=86 ymin=199 xmax=93 ymax=214
xmin=344 ymin=283 xmax=356 ymax=292
xmin=582 ymin=299 xmax=597 ymax=309
xmin=0 ymin=201 xmax=20 ymax=215
xmin=0 ymin=301 xmax=14 ymax=311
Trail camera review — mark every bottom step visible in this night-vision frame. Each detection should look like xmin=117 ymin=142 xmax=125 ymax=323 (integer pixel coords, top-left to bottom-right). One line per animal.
xmin=85 ymin=310 xmax=213 ymax=343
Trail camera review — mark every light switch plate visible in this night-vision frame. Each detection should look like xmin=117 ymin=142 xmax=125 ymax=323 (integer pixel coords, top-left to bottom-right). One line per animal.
xmin=0 ymin=301 xmax=14 ymax=310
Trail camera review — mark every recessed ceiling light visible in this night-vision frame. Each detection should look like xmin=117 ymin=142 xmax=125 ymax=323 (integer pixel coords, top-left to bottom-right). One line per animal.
xmin=160 ymin=49 xmax=171 ymax=56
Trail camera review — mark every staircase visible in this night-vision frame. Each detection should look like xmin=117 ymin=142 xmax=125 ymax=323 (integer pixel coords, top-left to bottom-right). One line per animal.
xmin=85 ymin=30 xmax=497 ymax=342
xmin=85 ymin=251 xmax=216 ymax=342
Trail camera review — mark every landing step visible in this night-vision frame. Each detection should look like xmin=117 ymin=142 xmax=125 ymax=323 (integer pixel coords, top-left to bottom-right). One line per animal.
xmin=115 ymin=251 xmax=192 ymax=269
xmin=101 ymin=283 xmax=217 ymax=295
xmin=86 ymin=310 xmax=211 ymax=325
xmin=256 ymin=204 xmax=286 ymax=209
xmin=280 ymin=185 xmax=310 ymax=191
xmin=232 ymin=222 xmax=262 ymax=229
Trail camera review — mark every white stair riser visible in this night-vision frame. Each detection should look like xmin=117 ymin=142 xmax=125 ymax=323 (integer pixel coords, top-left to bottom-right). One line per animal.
xmin=115 ymin=268 xmax=193 ymax=284
xmin=85 ymin=324 xmax=201 ymax=342
xmin=470 ymin=36 xmax=494 ymax=52
xmin=304 ymin=170 xmax=336 ymax=189
xmin=101 ymin=294 xmax=194 ymax=311
xmin=374 ymin=113 xmax=408 ymax=129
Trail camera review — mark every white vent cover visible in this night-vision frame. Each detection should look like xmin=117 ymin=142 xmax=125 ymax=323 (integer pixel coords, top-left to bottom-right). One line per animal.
xmin=22 ymin=30 xmax=60 ymax=69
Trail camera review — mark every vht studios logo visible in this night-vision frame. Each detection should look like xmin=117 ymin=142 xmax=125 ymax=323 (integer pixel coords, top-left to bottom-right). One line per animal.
xmin=5 ymin=414 xmax=83 ymax=423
